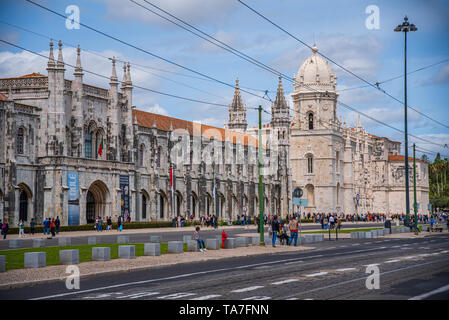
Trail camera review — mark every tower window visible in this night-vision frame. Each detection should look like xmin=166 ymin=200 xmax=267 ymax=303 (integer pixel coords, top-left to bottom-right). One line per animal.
xmin=308 ymin=113 xmax=314 ymax=130
xmin=85 ymin=131 xmax=92 ymax=158
xmin=17 ymin=127 xmax=24 ymax=155
xmin=307 ymin=156 xmax=313 ymax=174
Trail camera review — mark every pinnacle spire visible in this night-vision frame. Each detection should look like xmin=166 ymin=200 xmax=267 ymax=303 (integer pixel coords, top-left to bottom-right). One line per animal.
xmin=127 ymin=62 xmax=132 ymax=85
xmin=122 ymin=62 xmax=127 ymax=88
xmin=110 ymin=56 xmax=118 ymax=84
xmin=74 ymin=45 xmax=83 ymax=76
xmin=47 ymin=40 xmax=55 ymax=68
xmin=57 ymin=40 xmax=64 ymax=68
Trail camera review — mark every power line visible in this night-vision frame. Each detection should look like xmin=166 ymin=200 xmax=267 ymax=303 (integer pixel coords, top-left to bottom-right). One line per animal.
xmin=24 ymin=0 xmax=271 ymax=103
xmin=237 ymin=0 xmax=449 ymax=131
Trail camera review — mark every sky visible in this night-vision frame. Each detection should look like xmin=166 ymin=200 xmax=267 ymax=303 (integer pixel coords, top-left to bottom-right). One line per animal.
xmin=0 ymin=0 xmax=448 ymax=161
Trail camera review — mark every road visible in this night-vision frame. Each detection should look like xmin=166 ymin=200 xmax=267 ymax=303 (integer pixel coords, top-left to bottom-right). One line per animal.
xmin=1 ymin=232 xmax=448 ymax=300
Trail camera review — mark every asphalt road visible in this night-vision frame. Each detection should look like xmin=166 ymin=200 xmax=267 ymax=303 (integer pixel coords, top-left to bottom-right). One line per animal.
xmin=2 ymin=232 xmax=448 ymax=300
xmin=0 ymin=222 xmax=386 ymax=250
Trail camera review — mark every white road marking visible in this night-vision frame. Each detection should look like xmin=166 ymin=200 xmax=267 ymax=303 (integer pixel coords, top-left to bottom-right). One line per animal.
xmin=190 ymin=295 xmax=221 ymax=300
xmin=402 ymin=256 xmax=417 ymax=260
xmin=231 ymin=286 xmax=264 ymax=293
xmin=440 ymin=250 xmax=449 ymax=254
xmin=363 ymin=263 xmax=380 ymax=267
xmin=157 ymin=292 xmax=196 ymax=299
xmin=271 ymin=279 xmax=299 ymax=285
xmin=286 ymin=298 xmax=299 ymax=300
xmin=384 ymin=260 xmax=400 ymax=263
xmin=419 ymin=247 xmax=430 ymax=250
xmin=305 ymin=272 xmax=328 ymax=277
xmin=409 ymin=283 xmax=449 ymax=300
xmin=392 ymin=245 xmax=401 ymax=248
xmin=401 ymin=247 xmax=412 ymax=250
xmin=351 ymin=244 xmax=359 ymax=246
xmin=242 ymin=296 xmax=271 ymax=300
xmin=335 ymin=268 xmax=357 ymax=272
xmin=117 ymin=292 xmax=158 ymax=299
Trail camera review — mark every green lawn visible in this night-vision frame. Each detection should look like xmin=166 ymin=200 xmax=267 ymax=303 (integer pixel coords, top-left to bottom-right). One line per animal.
xmin=0 ymin=242 xmax=187 ymax=271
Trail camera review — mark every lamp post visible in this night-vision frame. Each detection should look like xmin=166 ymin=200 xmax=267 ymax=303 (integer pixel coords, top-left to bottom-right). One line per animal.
xmin=394 ymin=16 xmax=418 ymax=227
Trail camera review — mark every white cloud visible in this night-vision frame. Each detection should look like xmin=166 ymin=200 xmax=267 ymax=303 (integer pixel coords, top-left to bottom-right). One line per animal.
xmin=98 ymin=0 xmax=238 ymax=27
xmin=141 ymin=103 xmax=169 ymax=115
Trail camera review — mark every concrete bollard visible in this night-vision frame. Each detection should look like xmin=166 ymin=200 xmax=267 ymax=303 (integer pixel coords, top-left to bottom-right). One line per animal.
xmin=235 ymin=237 xmax=248 ymax=247
xmin=144 ymin=243 xmax=160 ymax=256
xmin=350 ymin=232 xmax=359 ymax=239
xmin=224 ymin=238 xmax=236 ymax=249
xmin=59 ymin=249 xmax=79 ymax=265
xmin=264 ymin=238 xmax=280 ymax=246
xmin=186 ymin=240 xmax=199 ymax=252
xmin=364 ymin=232 xmax=373 ymax=239
xmin=117 ymin=236 xmax=130 ymax=244
xmin=249 ymin=236 xmax=260 ymax=245
xmin=183 ymin=235 xmax=192 ymax=243
xmin=0 ymin=255 xmax=5 ymax=272
xmin=9 ymin=239 xmax=22 ymax=249
xmin=150 ymin=235 xmax=161 ymax=243
xmin=24 ymin=252 xmax=46 ymax=268
xmin=92 ymin=247 xmax=111 ymax=261
xmin=314 ymin=234 xmax=324 ymax=242
xmin=58 ymin=237 xmax=72 ymax=247
xmin=118 ymin=245 xmax=135 ymax=259
xmin=206 ymin=238 xmax=220 ymax=250
xmin=88 ymin=236 xmax=97 ymax=245
xmin=33 ymin=239 xmax=45 ymax=248
xmin=167 ymin=241 xmax=183 ymax=254
xmin=422 ymin=226 xmax=428 ymax=232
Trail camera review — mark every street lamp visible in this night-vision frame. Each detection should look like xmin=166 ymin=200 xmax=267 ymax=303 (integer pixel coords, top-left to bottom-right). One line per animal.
xmin=394 ymin=16 xmax=418 ymax=227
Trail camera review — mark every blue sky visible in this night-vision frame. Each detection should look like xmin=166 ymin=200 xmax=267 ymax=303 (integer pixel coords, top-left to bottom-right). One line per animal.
xmin=1 ymin=0 xmax=448 ymax=160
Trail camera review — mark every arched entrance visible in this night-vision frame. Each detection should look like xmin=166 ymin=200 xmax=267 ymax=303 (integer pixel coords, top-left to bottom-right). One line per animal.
xmin=158 ymin=191 xmax=167 ymax=219
xmin=18 ymin=183 xmax=32 ymax=222
xmin=141 ymin=190 xmax=149 ymax=220
xmin=86 ymin=180 xmax=109 ymax=223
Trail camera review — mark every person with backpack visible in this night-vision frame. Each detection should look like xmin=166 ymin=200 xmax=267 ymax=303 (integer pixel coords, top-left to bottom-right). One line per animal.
xmin=50 ymin=218 xmax=56 ymax=238
xmin=2 ymin=220 xmax=9 ymax=240
xmin=271 ymin=215 xmax=280 ymax=247
xmin=117 ymin=215 xmax=123 ymax=232
xmin=289 ymin=217 xmax=299 ymax=246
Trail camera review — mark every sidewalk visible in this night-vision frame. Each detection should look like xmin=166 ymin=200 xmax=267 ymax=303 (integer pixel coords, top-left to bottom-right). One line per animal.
xmin=0 ymin=243 xmax=313 ymax=289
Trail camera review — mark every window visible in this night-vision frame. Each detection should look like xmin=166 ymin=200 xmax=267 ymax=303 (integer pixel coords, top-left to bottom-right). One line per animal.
xmin=16 ymin=128 xmax=24 ymax=155
xmin=85 ymin=131 xmax=92 ymax=158
xmin=156 ymin=147 xmax=161 ymax=168
xmin=307 ymin=156 xmax=313 ymax=174
xmin=308 ymin=113 xmax=314 ymax=130
xmin=142 ymin=194 xmax=147 ymax=219
xmin=139 ymin=144 xmax=144 ymax=166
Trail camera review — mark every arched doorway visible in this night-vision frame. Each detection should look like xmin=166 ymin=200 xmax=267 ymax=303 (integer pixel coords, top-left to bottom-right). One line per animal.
xmin=175 ymin=191 xmax=183 ymax=216
xmin=305 ymin=184 xmax=315 ymax=207
xmin=19 ymin=190 xmax=28 ymax=221
xmin=158 ymin=191 xmax=167 ymax=219
xmin=141 ymin=190 xmax=149 ymax=220
xmin=86 ymin=180 xmax=109 ymax=223
xmin=191 ymin=191 xmax=198 ymax=218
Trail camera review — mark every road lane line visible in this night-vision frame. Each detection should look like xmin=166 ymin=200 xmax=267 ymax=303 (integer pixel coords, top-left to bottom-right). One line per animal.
xmin=271 ymin=279 xmax=299 ymax=285
xmin=305 ymin=272 xmax=328 ymax=277
xmin=409 ymin=283 xmax=449 ymax=300
xmin=335 ymin=268 xmax=357 ymax=272
xmin=190 ymin=295 xmax=221 ymax=300
xmin=231 ymin=286 xmax=264 ymax=293
xmin=242 ymin=296 xmax=271 ymax=300
xmin=157 ymin=292 xmax=196 ymax=299
xmin=129 ymin=292 xmax=160 ymax=299
xmin=384 ymin=260 xmax=400 ymax=263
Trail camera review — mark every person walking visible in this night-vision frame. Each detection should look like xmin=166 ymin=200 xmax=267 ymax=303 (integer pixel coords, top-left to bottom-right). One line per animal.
xmin=30 ymin=218 xmax=35 ymax=235
xmin=50 ymin=218 xmax=56 ymax=238
xmin=18 ymin=219 xmax=25 ymax=238
xmin=193 ymin=226 xmax=206 ymax=252
xmin=55 ymin=216 xmax=60 ymax=234
xmin=337 ymin=216 xmax=342 ymax=231
xmin=271 ymin=215 xmax=280 ymax=247
xmin=289 ymin=217 xmax=299 ymax=246
xmin=221 ymin=229 xmax=228 ymax=248
xmin=2 ymin=220 xmax=9 ymax=240
xmin=107 ymin=216 xmax=112 ymax=230
xmin=117 ymin=215 xmax=123 ymax=232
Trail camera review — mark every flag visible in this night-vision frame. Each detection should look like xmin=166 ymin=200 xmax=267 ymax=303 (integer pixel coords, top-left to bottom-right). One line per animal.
xmin=170 ymin=165 xmax=174 ymax=198
xmin=212 ymin=171 xmax=216 ymax=200
xmin=98 ymin=136 xmax=103 ymax=156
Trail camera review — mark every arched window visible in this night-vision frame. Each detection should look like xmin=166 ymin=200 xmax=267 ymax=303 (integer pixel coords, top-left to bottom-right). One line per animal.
xmin=142 ymin=193 xmax=147 ymax=219
xmin=308 ymin=113 xmax=314 ymax=130
xmin=307 ymin=155 xmax=313 ymax=174
xmin=156 ymin=147 xmax=162 ymax=168
xmin=16 ymin=128 xmax=24 ymax=155
xmin=19 ymin=190 xmax=28 ymax=221
xmin=85 ymin=131 xmax=92 ymax=159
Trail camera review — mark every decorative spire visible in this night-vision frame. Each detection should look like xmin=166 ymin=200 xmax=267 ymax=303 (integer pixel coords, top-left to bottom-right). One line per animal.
xmin=231 ymin=77 xmax=244 ymax=110
xmin=126 ymin=62 xmax=132 ymax=85
xmin=47 ymin=40 xmax=55 ymax=68
xmin=273 ymin=76 xmax=288 ymax=111
xmin=122 ymin=62 xmax=127 ymax=88
xmin=74 ymin=45 xmax=83 ymax=76
xmin=169 ymin=120 xmax=173 ymax=132
xmin=110 ymin=56 xmax=118 ymax=84
xmin=57 ymin=40 xmax=64 ymax=68
xmin=312 ymin=43 xmax=318 ymax=54
xmin=152 ymin=117 xmax=157 ymax=129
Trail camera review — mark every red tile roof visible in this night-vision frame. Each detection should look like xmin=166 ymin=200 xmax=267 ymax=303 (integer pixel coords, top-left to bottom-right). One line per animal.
xmin=133 ymin=109 xmax=261 ymax=148
xmin=0 ymin=72 xmax=46 ymax=80
xmin=388 ymin=155 xmax=422 ymax=162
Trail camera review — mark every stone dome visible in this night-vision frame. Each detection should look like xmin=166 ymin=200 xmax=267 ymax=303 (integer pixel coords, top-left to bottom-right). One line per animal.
xmin=295 ymin=44 xmax=337 ymax=91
